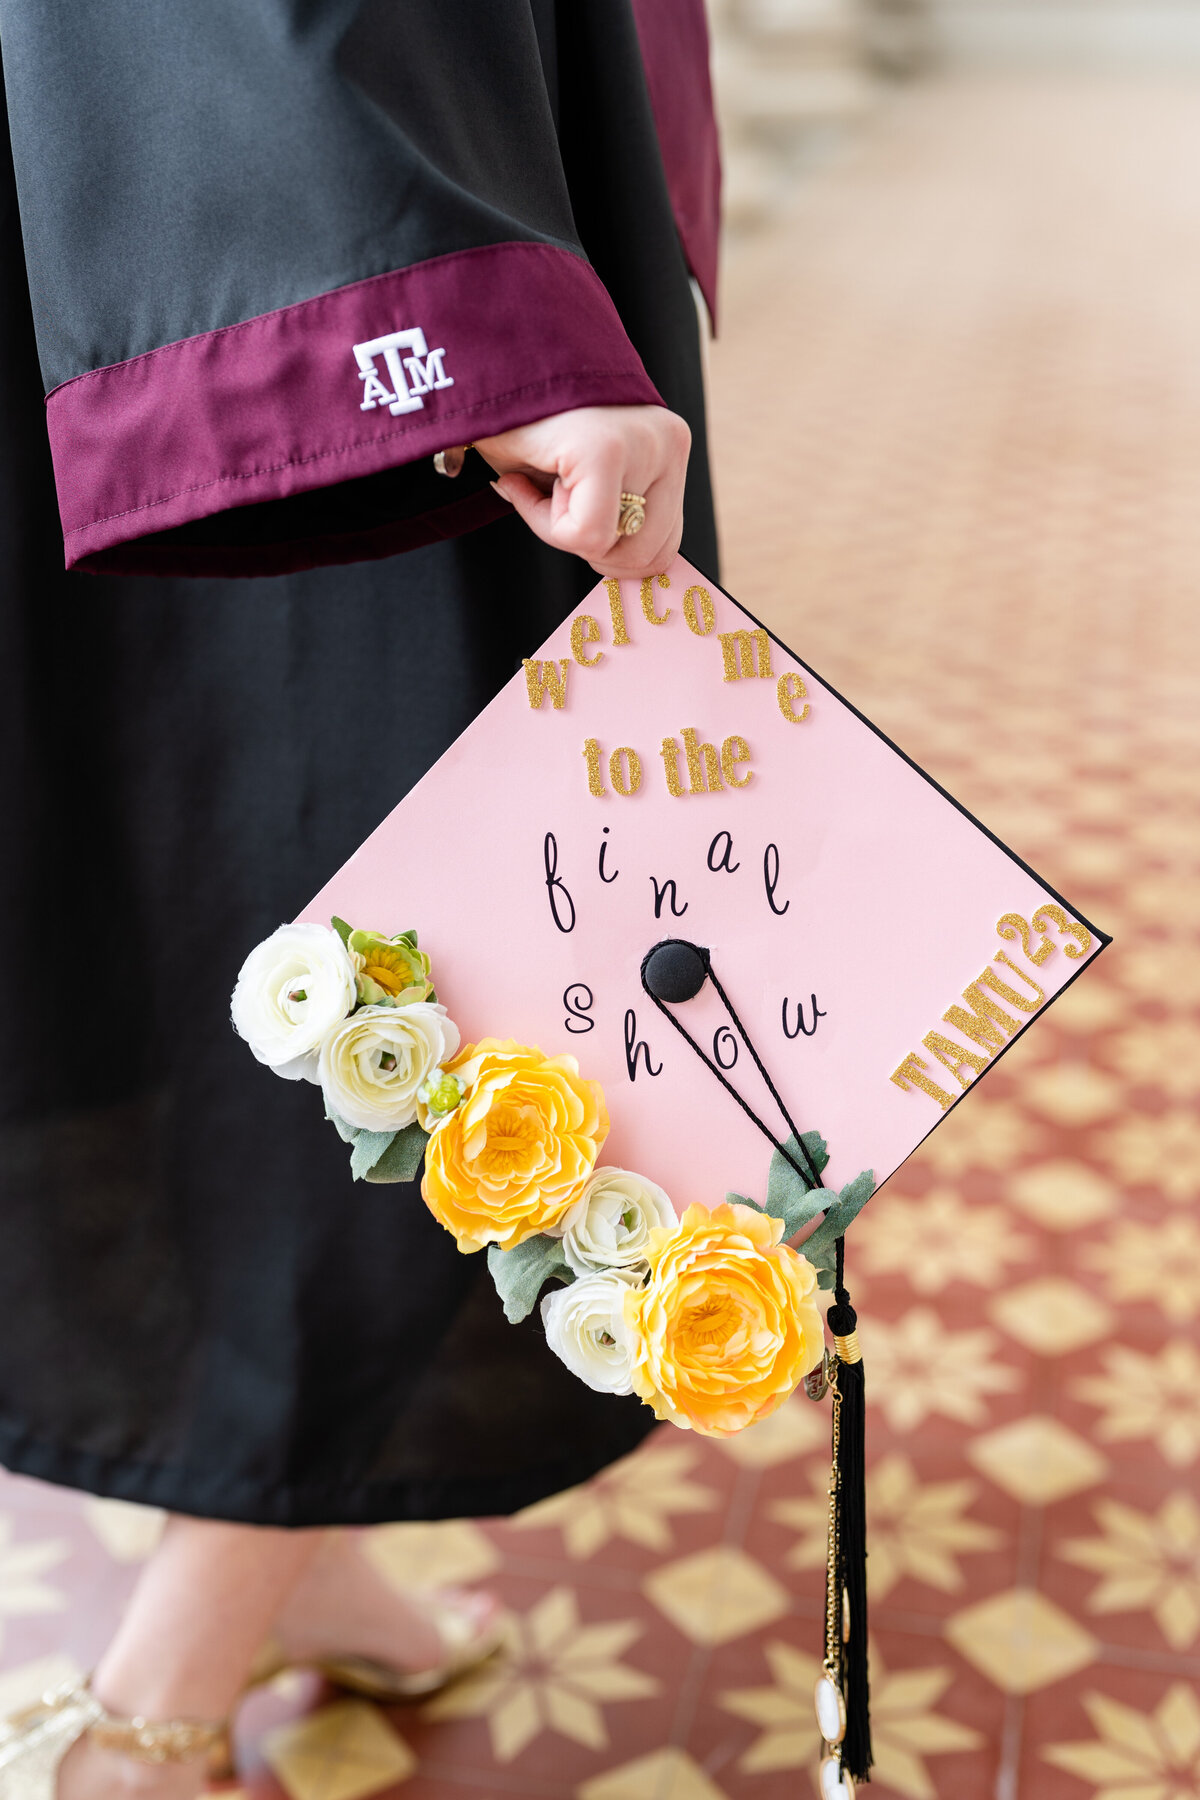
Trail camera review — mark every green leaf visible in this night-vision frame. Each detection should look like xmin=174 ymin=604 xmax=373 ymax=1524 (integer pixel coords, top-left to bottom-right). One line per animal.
xmin=363 ymin=1122 xmax=429 ymax=1184
xmin=350 ymin=1128 xmax=397 ymax=1180
xmin=798 ymin=1169 xmax=877 ymax=1280
xmin=487 ymin=1235 xmax=574 ymax=1324
xmin=330 ymin=915 xmax=352 ymax=947
xmin=765 ymin=1132 xmax=829 ymax=1238
xmin=325 ymin=1104 xmax=359 ymax=1146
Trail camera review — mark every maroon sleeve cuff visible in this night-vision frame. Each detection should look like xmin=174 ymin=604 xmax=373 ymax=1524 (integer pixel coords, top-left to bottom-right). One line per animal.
xmin=45 ymin=242 xmax=663 ymax=577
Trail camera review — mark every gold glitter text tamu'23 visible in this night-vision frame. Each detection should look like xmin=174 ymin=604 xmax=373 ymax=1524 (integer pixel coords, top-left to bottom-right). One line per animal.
xmin=890 ymin=905 xmax=1094 ymax=1110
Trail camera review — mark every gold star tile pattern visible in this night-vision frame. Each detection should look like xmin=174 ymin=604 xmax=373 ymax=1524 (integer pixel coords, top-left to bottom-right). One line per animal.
xmin=1059 ymin=1492 xmax=1200 ymax=1650
xmin=770 ymin=1454 xmax=1003 ymax=1600
xmin=1007 ymin=1158 xmax=1118 ymax=1230
xmin=855 ymin=1188 xmax=1034 ymax=1292
xmin=643 ymin=1546 xmax=790 ymax=1646
xmin=0 ymin=1518 xmax=68 ymax=1649
xmin=1097 ymin=1110 xmax=1200 ymax=1200
xmin=576 ymin=1747 xmax=729 ymax=1800
xmin=362 ymin=1519 xmax=499 ymax=1590
xmin=910 ymin=1097 xmax=1038 ymax=1178
xmin=860 ymin=1308 xmax=1021 ymax=1432
xmin=714 ymin=1393 xmax=828 ymax=1468
xmin=945 ymin=1588 xmax=1097 ymax=1694
xmin=1047 ymin=979 xmax=1125 ymax=1034
xmin=261 ymin=1700 xmax=416 ymax=1800
xmin=1083 ymin=1214 xmax=1200 ymax=1324
xmin=508 ymin=1442 xmax=719 ymax=1558
xmin=1043 ymin=1684 xmax=1200 ymax=1798
xmin=989 ymin=1276 xmax=1114 ymax=1356
xmin=1101 ymin=1018 xmax=1200 ymax=1097
xmin=720 ymin=1639 xmax=983 ymax=1796
xmin=1024 ymin=1065 xmax=1123 ymax=1128
xmin=967 ymin=1415 xmax=1108 ymax=1505
xmin=1114 ymin=940 xmax=1200 ymax=1006
xmin=423 ymin=1585 xmax=657 ymax=1763
xmin=1073 ymin=1340 xmax=1200 ymax=1466
xmin=81 ymin=1498 xmax=166 ymax=1564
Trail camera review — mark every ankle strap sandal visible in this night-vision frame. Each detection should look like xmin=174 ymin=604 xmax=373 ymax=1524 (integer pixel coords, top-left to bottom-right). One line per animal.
xmin=0 ymin=1681 xmax=227 ymax=1800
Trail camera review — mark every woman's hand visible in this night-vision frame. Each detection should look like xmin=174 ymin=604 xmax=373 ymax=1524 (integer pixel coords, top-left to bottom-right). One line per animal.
xmin=473 ymin=404 xmax=691 ymax=579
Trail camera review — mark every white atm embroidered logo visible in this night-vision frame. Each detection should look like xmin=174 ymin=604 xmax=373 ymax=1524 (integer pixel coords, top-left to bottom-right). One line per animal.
xmin=353 ymin=327 xmax=454 ymax=415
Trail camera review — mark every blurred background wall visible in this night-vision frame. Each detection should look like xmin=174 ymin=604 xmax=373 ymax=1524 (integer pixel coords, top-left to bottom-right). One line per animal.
xmin=710 ymin=0 xmax=1200 ymax=233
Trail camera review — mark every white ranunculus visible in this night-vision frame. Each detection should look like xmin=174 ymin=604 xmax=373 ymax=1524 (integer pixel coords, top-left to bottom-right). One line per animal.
xmin=541 ymin=1270 xmax=642 ymax=1395
xmin=558 ymin=1166 xmax=677 ymax=1275
xmin=231 ymin=923 xmax=358 ymax=1081
xmin=319 ymin=1002 xmax=459 ymax=1133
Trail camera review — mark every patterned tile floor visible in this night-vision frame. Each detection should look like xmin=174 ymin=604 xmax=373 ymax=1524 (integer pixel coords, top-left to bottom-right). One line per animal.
xmin=2 ymin=74 xmax=1198 ymax=1800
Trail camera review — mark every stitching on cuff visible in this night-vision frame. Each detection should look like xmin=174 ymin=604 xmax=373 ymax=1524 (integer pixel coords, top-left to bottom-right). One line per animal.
xmin=63 ymin=370 xmax=656 ymax=537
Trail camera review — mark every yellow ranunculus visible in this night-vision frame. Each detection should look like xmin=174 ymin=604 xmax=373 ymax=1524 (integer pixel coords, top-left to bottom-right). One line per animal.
xmin=422 ymin=1040 xmax=609 ymax=1253
xmin=624 ymin=1202 xmax=824 ymax=1437
xmin=349 ymin=928 xmax=433 ymax=1007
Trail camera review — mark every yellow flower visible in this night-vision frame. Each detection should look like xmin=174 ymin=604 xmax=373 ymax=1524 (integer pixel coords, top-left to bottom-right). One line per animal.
xmin=625 ymin=1203 xmax=824 ymax=1437
xmin=422 ymin=1040 xmax=609 ymax=1253
xmin=349 ymin=928 xmax=433 ymax=1006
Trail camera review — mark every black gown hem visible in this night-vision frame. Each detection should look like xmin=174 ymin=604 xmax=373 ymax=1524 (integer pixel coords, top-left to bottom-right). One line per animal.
xmin=0 ymin=1409 xmax=660 ymax=1529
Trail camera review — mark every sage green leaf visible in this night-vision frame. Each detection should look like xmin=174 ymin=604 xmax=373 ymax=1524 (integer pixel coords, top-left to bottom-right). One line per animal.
xmin=350 ymin=1128 xmax=397 ymax=1180
xmin=363 ymin=1122 xmax=429 ymax=1184
xmin=727 ymin=1191 xmax=767 ymax=1212
xmin=766 ymin=1132 xmax=829 ymax=1239
xmin=487 ymin=1236 xmax=574 ymax=1324
xmin=798 ymin=1169 xmax=877 ymax=1270
xmin=330 ymin=915 xmax=352 ymax=947
xmin=324 ymin=1104 xmax=359 ymax=1146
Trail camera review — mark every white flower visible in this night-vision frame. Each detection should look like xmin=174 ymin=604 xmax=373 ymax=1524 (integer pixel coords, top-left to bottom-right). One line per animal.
xmin=541 ymin=1270 xmax=642 ymax=1395
xmin=319 ymin=1002 xmax=459 ymax=1133
xmin=558 ymin=1166 xmax=677 ymax=1275
xmin=231 ymin=923 xmax=358 ymax=1082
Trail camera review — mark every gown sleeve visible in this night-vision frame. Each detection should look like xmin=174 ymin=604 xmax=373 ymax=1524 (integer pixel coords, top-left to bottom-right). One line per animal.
xmin=0 ymin=1 xmax=664 ymax=576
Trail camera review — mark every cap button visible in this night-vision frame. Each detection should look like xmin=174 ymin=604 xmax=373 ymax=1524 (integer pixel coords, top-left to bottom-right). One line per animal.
xmin=641 ymin=940 xmax=710 ymax=1004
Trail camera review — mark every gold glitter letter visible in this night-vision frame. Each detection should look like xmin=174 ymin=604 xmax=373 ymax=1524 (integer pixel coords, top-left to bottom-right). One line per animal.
xmin=982 ymin=954 xmax=1046 ymax=1013
xmin=719 ymin=628 xmax=773 ymax=681
xmin=608 ymin=746 xmax=643 ymax=797
xmin=683 ymin=585 xmax=715 ymax=636
xmin=681 ymin=727 xmax=724 ymax=794
xmin=720 ymin=734 xmax=753 ymax=788
xmin=582 ymin=738 xmax=606 ymax=797
xmin=524 ymin=658 xmax=570 ymax=710
xmin=943 ymin=980 xmax=1020 ymax=1051
xmin=922 ymin=1030 xmax=990 ymax=1088
xmin=570 ymin=614 xmax=605 ymax=668
xmin=890 ymin=1052 xmax=955 ymax=1111
xmin=659 ymin=737 xmax=685 ymax=797
xmin=604 ymin=579 xmax=631 ymax=646
xmin=641 ymin=572 xmax=672 ymax=625
xmin=777 ymin=671 xmax=810 ymax=723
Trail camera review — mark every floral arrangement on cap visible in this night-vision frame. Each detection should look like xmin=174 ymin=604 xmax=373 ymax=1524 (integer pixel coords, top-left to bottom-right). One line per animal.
xmin=232 ymin=917 xmax=837 ymax=1437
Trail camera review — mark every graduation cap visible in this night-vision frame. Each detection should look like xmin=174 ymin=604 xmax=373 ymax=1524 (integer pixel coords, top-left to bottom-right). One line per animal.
xmin=233 ymin=555 xmax=1107 ymax=1792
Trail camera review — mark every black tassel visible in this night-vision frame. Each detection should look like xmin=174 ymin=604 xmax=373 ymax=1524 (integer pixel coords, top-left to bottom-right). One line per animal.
xmin=829 ymin=1238 xmax=872 ymax=1782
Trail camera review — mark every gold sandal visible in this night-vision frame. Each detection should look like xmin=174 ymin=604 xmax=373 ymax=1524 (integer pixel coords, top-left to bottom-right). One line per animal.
xmin=0 ymin=1682 xmax=226 ymax=1800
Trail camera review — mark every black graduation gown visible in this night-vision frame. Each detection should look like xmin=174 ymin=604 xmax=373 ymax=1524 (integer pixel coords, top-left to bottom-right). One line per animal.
xmin=0 ymin=1 xmax=720 ymax=1525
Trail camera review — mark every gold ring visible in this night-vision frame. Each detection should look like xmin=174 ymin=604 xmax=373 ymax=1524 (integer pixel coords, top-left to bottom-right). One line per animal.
xmin=617 ymin=492 xmax=647 ymax=537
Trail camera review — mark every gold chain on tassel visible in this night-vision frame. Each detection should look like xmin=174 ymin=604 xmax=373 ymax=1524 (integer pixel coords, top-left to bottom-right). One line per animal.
xmin=824 ymin=1366 xmax=843 ymax=1680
